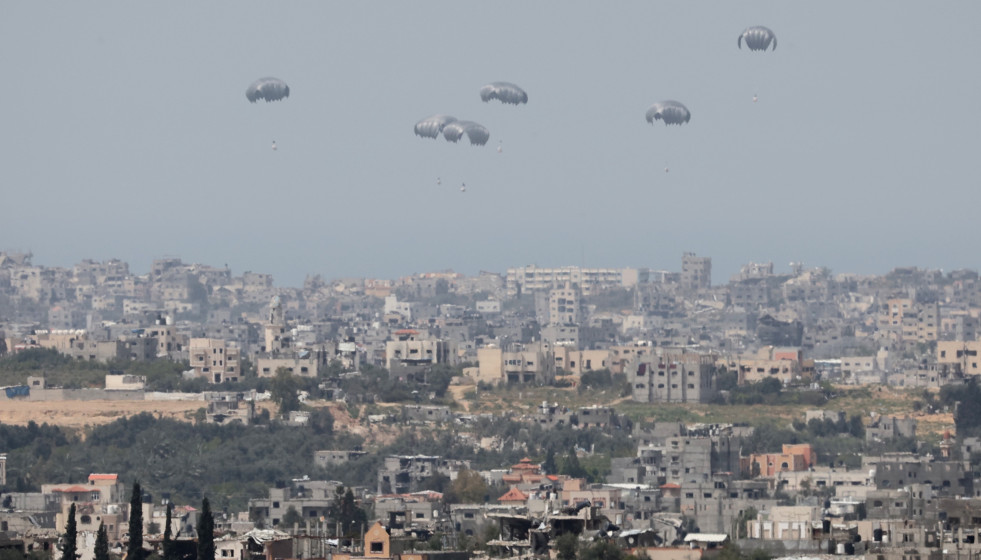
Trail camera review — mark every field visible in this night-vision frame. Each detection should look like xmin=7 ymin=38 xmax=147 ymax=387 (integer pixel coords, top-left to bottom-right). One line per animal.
xmin=0 ymin=382 xmax=949 ymax=440
xmin=0 ymin=399 xmax=211 ymax=430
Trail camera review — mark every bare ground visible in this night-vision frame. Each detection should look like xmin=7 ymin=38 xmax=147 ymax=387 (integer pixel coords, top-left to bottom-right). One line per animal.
xmin=0 ymin=399 xmax=212 ymax=430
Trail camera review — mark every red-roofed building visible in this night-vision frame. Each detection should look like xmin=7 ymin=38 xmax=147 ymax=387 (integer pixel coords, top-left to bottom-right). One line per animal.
xmin=498 ymin=487 xmax=530 ymax=505
xmin=501 ymin=458 xmax=545 ymax=485
xmin=88 ymin=473 xmax=118 ymax=482
xmin=42 ymin=473 xmax=130 ymax=540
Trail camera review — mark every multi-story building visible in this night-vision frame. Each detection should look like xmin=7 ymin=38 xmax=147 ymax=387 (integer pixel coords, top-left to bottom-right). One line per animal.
xmin=505 ymin=265 xmax=646 ymax=297
xmin=248 ymin=479 xmax=342 ymax=528
xmin=377 ymin=455 xmax=470 ymax=495
xmin=189 ymin=338 xmax=241 ymax=383
xmin=681 ymin=253 xmax=711 ymax=292
xmin=385 ymin=330 xmax=451 ymax=371
xmin=630 ymin=351 xmax=718 ymax=404
xmin=476 ymin=343 xmax=554 ymax=385
xmin=937 ymin=340 xmax=981 ymax=376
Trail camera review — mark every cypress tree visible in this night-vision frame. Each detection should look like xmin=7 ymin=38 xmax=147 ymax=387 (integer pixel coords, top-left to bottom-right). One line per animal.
xmin=128 ymin=482 xmax=144 ymax=560
xmin=196 ymin=498 xmax=215 ymax=560
xmin=162 ymin=502 xmax=175 ymax=560
xmin=94 ymin=522 xmax=110 ymax=560
xmin=61 ymin=503 xmax=77 ymax=560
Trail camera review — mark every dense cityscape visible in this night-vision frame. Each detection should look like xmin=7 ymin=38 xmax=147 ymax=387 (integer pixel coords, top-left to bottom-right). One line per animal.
xmin=2 ymin=250 xmax=980 ymax=560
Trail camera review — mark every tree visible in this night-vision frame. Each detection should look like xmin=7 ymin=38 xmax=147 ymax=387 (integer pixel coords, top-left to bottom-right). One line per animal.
xmin=270 ymin=368 xmax=300 ymax=416
xmin=580 ymin=540 xmax=623 ymax=560
xmin=561 ymin=449 xmax=588 ymax=479
xmin=309 ymin=407 xmax=334 ymax=435
xmin=94 ymin=522 xmax=110 ymax=560
xmin=542 ymin=448 xmax=557 ymax=475
xmin=128 ymin=483 xmax=144 ymax=560
xmin=554 ymin=532 xmax=578 ymax=560
xmin=61 ymin=503 xmax=77 ymax=560
xmin=329 ymin=487 xmax=367 ymax=537
xmin=162 ymin=503 xmax=175 ymax=560
xmin=279 ymin=506 xmax=302 ymax=529
xmin=197 ymin=498 xmax=215 ymax=560
xmin=446 ymin=469 xmax=488 ymax=504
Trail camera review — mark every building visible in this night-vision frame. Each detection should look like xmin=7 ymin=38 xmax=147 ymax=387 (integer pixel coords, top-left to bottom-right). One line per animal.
xmin=189 ymin=338 xmax=242 ymax=383
xmin=937 ymin=340 xmax=981 ymax=376
xmin=385 ymin=330 xmax=451 ymax=371
xmin=505 ymin=265 xmax=646 ymax=297
xmin=476 ymin=344 xmax=554 ymax=385
xmin=742 ymin=444 xmax=816 ymax=478
xmin=681 ymin=253 xmax=711 ymax=292
xmin=377 ymin=456 xmax=470 ymax=495
xmin=631 ymin=352 xmax=718 ymax=404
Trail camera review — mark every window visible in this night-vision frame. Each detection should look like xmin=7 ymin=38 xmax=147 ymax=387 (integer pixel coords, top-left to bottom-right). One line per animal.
xmin=370 ymin=542 xmax=384 ymax=553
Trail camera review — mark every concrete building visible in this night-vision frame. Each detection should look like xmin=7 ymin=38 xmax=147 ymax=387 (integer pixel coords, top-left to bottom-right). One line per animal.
xmin=476 ymin=343 xmax=554 ymax=385
xmin=937 ymin=340 xmax=981 ymax=376
xmin=377 ymin=456 xmax=470 ymax=495
xmin=742 ymin=444 xmax=816 ymax=478
xmin=248 ymin=479 xmax=341 ymax=528
xmin=189 ymin=338 xmax=242 ymax=383
xmin=314 ymin=450 xmax=368 ymax=468
xmin=505 ymin=265 xmax=646 ymax=297
xmin=681 ymin=253 xmax=711 ymax=291
xmin=630 ymin=352 xmax=718 ymax=404
xmin=866 ymin=415 xmax=917 ymax=444
xmin=385 ymin=330 xmax=451 ymax=371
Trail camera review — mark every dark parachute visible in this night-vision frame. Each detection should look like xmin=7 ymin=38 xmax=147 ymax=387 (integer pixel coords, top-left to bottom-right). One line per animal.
xmin=443 ymin=121 xmax=490 ymax=146
xmin=645 ymin=101 xmax=691 ymax=126
xmin=414 ymin=115 xmax=458 ymax=139
xmin=480 ymin=82 xmax=528 ymax=105
xmin=246 ymin=77 xmax=290 ymax=103
xmin=738 ymin=26 xmax=777 ymax=51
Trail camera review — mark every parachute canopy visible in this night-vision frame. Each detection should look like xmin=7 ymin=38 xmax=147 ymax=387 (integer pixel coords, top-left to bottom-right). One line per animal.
xmin=246 ymin=77 xmax=290 ymax=103
xmin=443 ymin=121 xmax=490 ymax=146
xmin=645 ymin=101 xmax=691 ymax=126
xmin=480 ymin=82 xmax=528 ymax=105
xmin=414 ymin=114 xmax=458 ymax=139
xmin=738 ymin=26 xmax=777 ymax=51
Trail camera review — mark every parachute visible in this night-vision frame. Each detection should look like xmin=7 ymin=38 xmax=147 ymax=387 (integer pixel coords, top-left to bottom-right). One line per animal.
xmin=738 ymin=26 xmax=777 ymax=51
xmin=480 ymin=82 xmax=528 ymax=105
xmin=246 ymin=77 xmax=290 ymax=103
xmin=645 ymin=101 xmax=691 ymax=126
xmin=443 ymin=121 xmax=490 ymax=146
xmin=414 ymin=114 xmax=458 ymax=139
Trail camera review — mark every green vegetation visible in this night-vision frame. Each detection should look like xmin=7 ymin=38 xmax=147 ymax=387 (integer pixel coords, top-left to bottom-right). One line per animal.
xmin=0 ymin=348 xmax=190 ymax=390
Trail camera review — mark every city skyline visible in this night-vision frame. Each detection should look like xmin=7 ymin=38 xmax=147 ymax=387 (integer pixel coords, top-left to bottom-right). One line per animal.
xmin=3 ymin=2 xmax=979 ymax=286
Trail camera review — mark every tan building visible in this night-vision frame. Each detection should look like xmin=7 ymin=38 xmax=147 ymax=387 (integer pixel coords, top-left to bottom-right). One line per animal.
xmin=631 ymin=351 xmax=718 ymax=403
xmin=937 ymin=340 xmax=981 ymax=376
xmin=681 ymin=252 xmax=711 ymax=291
xmin=385 ymin=330 xmax=450 ymax=371
xmin=877 ymin=298 xmax=939 ymax=342
xmin=476 ymin=343 xmax=554 ymax=385
xmin=189 ymin=338 xmax=242 ymax=383
xmin=552 ymin=346 xmax=610 ymax=376
xmin=548 ymin=284 xmax=579 ymax=325
xmin=42 ymin=474 xmax=130 ymax=541
xmin=746 ymin=505 xmax=820 ymax=540
xmin=505 ymin=265 xmax=647 ymax=297
xmin=257 ymin=355 xmax=321 ymax=378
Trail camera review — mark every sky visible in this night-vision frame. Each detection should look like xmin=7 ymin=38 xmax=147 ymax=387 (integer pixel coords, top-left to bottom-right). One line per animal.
xmin=2 ymin=2 xmax=979 ymax=287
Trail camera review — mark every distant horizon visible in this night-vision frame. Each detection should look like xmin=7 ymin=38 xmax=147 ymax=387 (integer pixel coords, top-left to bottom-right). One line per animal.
xmin=3 ymin=248 xmax=972 ymax=290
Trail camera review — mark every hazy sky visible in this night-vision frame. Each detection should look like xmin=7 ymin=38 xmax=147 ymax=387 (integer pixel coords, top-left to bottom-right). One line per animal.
xmin=3 ymin=2 xmax=979 ymax=286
